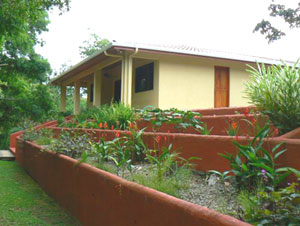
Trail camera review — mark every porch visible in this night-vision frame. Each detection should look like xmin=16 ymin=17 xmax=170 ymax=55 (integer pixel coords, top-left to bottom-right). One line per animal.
xmin=52 ymin=47 xmax=158 ymax=114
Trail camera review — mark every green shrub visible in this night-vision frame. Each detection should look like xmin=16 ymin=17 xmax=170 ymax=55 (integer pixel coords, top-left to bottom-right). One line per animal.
xmin=49 ymin=131 xmax=92 ymax=158
xmin=245 ymin=61 xmax=300 ymax=134
xmin=34 ymin=128 xmax=53 ymax=145
xmin=137 ymin=107 xmax=212 ymax=134
xmin=129 ymin=166 xmax=192 ymax=197
xmin=239 ymin=183 xmax=300 ymax=225
xmin=62 ymin=103 xmax=135 ymax=130
xmin=220 ymin=127 xmax=295 ymax=191
xmin=93 ymin=102 xmax=135 ymax=130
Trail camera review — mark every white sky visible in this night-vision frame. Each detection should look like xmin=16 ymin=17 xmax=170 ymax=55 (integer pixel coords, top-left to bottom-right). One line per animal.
xmin=36 ymin=0 xmax=300 ymax=74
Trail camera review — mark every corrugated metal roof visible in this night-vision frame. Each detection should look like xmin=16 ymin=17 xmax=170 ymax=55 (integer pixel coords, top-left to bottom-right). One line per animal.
xmin=113 ymin=41 xmax=295 ymax=65
xmin=51 ymin=41 xmax=296 ymax=84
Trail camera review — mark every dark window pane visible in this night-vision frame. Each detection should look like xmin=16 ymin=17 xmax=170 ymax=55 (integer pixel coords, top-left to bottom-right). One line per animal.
xmin=135 ymin=62 xmax=154 ymax=93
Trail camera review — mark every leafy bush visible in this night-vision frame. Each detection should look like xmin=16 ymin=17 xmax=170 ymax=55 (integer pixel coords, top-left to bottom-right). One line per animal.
xmin=60 ymin=103 xmax=135 ymax=130
xmin=128 ymin=144 xmax=193 ymax=197
xmin=93 ymin=103 xmax=135 ymax=130
xmin=239 ymin=183 xmax=300 ymax=225
xmin=49 ymin=131 xmax=92 ymax=158
xmin=22 ymin=124 xmax=53 ymax=145
xmin=34 ymin=128 xmax=53 ymax=145
xmin=220 ymin=127 xmax=294 ymax=190
xmin=137 ymin=107 xmax=212 ymax=134
xmin=130 ymin=166 xmax=192 ymax=197
xmin=245 ymin=61 xmax=300 ymax=134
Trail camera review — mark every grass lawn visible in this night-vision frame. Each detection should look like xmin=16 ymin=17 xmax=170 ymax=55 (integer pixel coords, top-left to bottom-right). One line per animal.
xmin=0 ymin=161 xmax=80 ymax=226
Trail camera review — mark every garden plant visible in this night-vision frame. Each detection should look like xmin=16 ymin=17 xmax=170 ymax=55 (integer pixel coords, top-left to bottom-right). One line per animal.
xmin=245 ymin=61 xmax=300 ymax=134
xmin=19 ymin=96 xmax=300 ymax=225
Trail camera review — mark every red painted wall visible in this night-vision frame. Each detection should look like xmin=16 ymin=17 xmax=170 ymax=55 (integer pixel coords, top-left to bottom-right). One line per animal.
xmin=193 ymin=106 xmax=255 ymax=116
xmin=16 ymin=139 xmax=250 ymax=226
xmin=49 ymin=127 xmax=300 ymax=174
xmin=136 ymin=114 xmax=268 ymax=136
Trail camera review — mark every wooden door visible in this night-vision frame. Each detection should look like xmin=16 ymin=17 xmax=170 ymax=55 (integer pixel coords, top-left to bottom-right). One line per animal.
xmin=214 ymin=67 xmax=229 ymax=108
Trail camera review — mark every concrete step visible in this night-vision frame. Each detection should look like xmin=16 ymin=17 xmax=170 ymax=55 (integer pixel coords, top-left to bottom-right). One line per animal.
xmin=0 ymin=150 xmax=15 ymax=161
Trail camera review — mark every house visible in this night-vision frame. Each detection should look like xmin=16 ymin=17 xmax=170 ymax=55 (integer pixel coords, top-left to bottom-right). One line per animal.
xmin=51 ymin=42 xmax=288 ymax=114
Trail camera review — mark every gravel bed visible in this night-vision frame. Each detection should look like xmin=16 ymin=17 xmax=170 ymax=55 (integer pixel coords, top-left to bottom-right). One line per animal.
xmin=83 ymin=159 xmax=241 ymax=217
xmin=179 ymin=172 xmax=240 ymax=217
xmin=122 ymin=164 xmax=241 ymax=217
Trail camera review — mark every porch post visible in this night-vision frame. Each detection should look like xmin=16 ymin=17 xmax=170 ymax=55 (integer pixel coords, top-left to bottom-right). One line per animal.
xmin=121 ymin=54 xmax=133 ymax=107
xmin=93 ymin=70 xmax=102 ymax=107
xmin=60 ymin=85 xmax=66 ymax=112
xmin=87 ymin=82 xmax=93 ymax=108
xmin=121 ymin=57 xmax=126 ymax=104
xmin=74 ymin=81 xmax=80 ymax=115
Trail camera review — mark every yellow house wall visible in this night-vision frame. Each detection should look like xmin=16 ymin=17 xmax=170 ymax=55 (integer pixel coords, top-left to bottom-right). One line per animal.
xmin=131 ymin=58 xmax=159 ymax=109
xmin=133 ymin=52 xmax=251 ymax=110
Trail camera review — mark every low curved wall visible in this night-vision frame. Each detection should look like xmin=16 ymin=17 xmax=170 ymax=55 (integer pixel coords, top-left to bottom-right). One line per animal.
xmin=16 ymin=139 xmax=250 ymax=226
xmin=49 ymin=127 xmax=300 ymax=174
xmin=9 ymin=120 xmax=59 ymax=154
xmin=193 ymin=106 xmax=255 ymax=116
xmin=136 ymin=114 xmax=267 ymax=136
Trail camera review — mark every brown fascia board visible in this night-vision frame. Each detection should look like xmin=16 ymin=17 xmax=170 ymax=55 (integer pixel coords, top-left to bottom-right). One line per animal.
xmin=50 ymin=45 xmax=123 ymax=85
xmin=51 ymin=53 xmax=107 ymax=85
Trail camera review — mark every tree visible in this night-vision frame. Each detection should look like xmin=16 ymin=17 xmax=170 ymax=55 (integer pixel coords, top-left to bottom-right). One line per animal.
xmin=79 ymin=33 xmax=111 ymax=58
xmin=0 ymin=0 xmax=70 ymax=148
xmin=254 ymin=1 xmax=300 ymax=43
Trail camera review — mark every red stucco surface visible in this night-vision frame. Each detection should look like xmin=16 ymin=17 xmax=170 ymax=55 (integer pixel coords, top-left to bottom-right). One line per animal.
xmin=16 ymin=139 xmax=250 ymax=226
xmin=10 ymin=107 xmax=300 ymax=225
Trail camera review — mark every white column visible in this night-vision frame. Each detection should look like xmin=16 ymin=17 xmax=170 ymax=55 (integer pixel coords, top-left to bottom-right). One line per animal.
xmin=74 ymin=81 xmax=80 ymax=115
xmin=121 ymin=54 xmax=133 ymax=106
xmin=60 ymin=85 xmax=66 ymax=112
xmin=126 ymin=55 xmax=133 ymax=106
xmin=93 ymin=70 xmax=102 ymax=107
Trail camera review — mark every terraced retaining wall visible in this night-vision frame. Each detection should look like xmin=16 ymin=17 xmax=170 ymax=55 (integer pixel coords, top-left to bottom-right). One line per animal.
xmin=16 ymin=138 xmax=250 ymax=226
xmin=49 ymin=127 xmax=300 ymax=173
xmin=136 ymin=114 xmax=268 ymax=136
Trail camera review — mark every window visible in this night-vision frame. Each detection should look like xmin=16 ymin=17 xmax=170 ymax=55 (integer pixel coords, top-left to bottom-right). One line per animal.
xmin=135 ymin=62 xmax=154 ymax=93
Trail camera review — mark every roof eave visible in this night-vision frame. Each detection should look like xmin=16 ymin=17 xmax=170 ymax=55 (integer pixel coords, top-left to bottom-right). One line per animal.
xmin=50 ymin=43 xmax=115 ymax=85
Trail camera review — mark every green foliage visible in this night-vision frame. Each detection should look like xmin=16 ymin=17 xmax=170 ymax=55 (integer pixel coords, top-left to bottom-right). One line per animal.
xmin=130 ymin=144 xmax=194 ymax=197
xmin=137 ymin=107 xmax=212 ymax=134
xmin=0 ymin=0 xmax=70 ymax=149
xmin=50 ymin=131 xmax=92 ymax=158
xmin=146 ymin=144 xmax=180 ymax=183
xmin=239 ymin=183 xmax=300 ymax=225
xmin=90 ymin=138 xmax=111 ymax=163
xmin=88 ymin=128 xmax=147 ymax=175
xmin=94 ymin=103 xmax=135 ymax=130
xmin=254 ymin=2 xmax=300 ymax=42
xmin=220 ymin=127 xmax=295 ymax=190
xmin=245 ymin=61 xmax=300 ymax=134
xmin=61 ymin=102 xmax=135 ymax=130
xmin=79 ymin=33 xmax=111 ymax=58
xmin=22 ymin=127 xmax=53 ymax=147
xmin=34 ymin=128 xmax=54 ymax=146
xmin=129 ymin=166 xmax=192 ymax=197
xmin=208 ymin=170 xmax=232 ymax=181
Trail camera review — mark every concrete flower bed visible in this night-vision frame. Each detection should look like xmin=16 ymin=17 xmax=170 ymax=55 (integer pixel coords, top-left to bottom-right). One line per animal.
xmin=10 ymin=106 xmax=300 ymax=225
xmin=46 ymin=127 xmax=300 ymax=173
xmin=16 ymin=138 xmax=250 ymax=226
